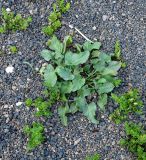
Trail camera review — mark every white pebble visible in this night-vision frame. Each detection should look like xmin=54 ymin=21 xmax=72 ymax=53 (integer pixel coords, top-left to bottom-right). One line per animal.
xmin=6 ymin=8 xmax=11 ymax=12
xmin=93 ymin=26 xmax=96 ymax=30
xmin=5 ymin=65 xmax=14 ymax=73
xmin=102 ymin=15 xmax=108 ymax=21
xmin=16 ymin=102 xmax=23 ymax=106
xmin=69 ymin=24 xmax=73 ymax=29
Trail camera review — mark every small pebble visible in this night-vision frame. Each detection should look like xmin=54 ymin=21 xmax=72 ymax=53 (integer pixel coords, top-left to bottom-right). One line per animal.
xmin=102 ymin=15 xmax=108 ymax=21
xmin=16 ymin=102 xmax=23 ymax=106
xmin=5 ymin=66 xmax=14 ymax=73
xmin=6 ymin=8 xmax=11 ymax=12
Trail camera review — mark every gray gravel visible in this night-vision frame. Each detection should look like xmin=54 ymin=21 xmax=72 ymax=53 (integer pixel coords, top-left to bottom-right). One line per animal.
xmin=0 ymin=0 xmax=146 ymax=160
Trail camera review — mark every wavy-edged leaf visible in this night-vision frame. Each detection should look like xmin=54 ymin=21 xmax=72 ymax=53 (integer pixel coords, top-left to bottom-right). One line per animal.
xmin=98 ymin=52 xmax=111 ymax=63
xmin=83 ymin=41 xmax=101 ymax=51
xmin=56 ymin=66 xmax=74 ymax=80
xmin=65 ymin=51 xmax=90 ymax=65
xmin=83 ymin=102 xmax=99 ymax=124
xmin=60 ymin=81 xmax=73 ymax=94
xmin=93 ymin=61 xmax=105 ymax=72
xmin=72 ymin=75 xmax=85 ymax=92
xmin=58 ymin=105 xmax=70 ymax=126
xmin=40 ymin=49 xmax=54 ymax=61
xmin=49 ymin=35 xmax=63 ymax=53
xmin=98 ymin=82 xmax=114 ymax=94
xmin=103 ymin=61 xmax=121 ymax=76
xmin=44 ymin=64 xmax=57 ymax=87
xmin=77 ymin=85 xmax=91 ymax=97
xmin=75 ymin=97 xmax=87 ymax=112
xmin=97 ymin=94 xmax=107 ymax=110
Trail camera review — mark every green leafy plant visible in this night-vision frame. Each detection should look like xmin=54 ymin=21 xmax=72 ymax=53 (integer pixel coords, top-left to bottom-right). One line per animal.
xmin=23 ymin=122 xmax=45 ymax=150
xmin=0 ymin=8 xmax=32 ymax=33
xmin=120 ymin=122 xmax=146 ymax=160
xmin=9 ymin=45 xmax=18 ymax=53
xmin=85 ymin=153 xmax=100 ymax=160
xmin=42 ymin=0 xmax=70 ymax=36
xmin=39 ymin=35 xmax=122 ymax=126
xmin=110 ymin=89 xmax=143 ymax=124
xmin=25 ymin=97 xmax=52 ymax=117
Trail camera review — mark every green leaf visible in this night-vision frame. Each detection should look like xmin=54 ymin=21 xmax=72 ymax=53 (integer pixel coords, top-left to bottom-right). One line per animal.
xmin=65 ymin=51 xmax=90 ymax=65
xmin=63 ymin=35 xmax=72 ymax=53
xmin=69 ymin=103 xmax=78 ymax=113
xmin=83 ymin=102 xmax=98 ymax=124
xmin=77 ymin=85 xmax=91 ymax=97
xmin=91 ymin=50 xmax=100 ymax=58
xmin=72 ymin=75 xmax=85 ymax=92
xmin=98 ymin=52 xmax=111 ymax=63
xmin=58 ymin=105 xmax=70 ymax=126
xmin=98 ymin=82 xmax=114 ymax=94
xmin=40 ymin=49 xmax=54 ymax=61
xmin=83 ymin=41 xmax=101 ymax=51
xmin=49 ymin=35 xmax=63 ymax=53
xmin=44 ymin=64 xmax=57 ymax=87
xmin=75 ymin=97 xmax=87 ymax=112
xmin=97 ymin=94 xmax=107 ymax=110
xmin=60 ymin=81 xmax=73 ymax=94
xmin=102 ymin=61 xmax=121 ymax=76
xmin=93 ymin=60 xmax=105 ymax=72
xmin=56 ymin=66 xmax=74 ymax=80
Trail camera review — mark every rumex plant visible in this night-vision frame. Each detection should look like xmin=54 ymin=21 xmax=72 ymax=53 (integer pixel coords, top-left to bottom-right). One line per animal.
xmin=23 ymin=122 xmax=45 ymax=150
xmin=0 ymin=8 xmax=32 ymax=33
xmin=110 ymin=89 xmax=143 ymax=124
xmin=42 ymin=0 xmax=70 ymax=36
xmin=120 ymin=122 xmax=146 ymax=160
xmin=38 ymin=35 xmax=122 ymax=126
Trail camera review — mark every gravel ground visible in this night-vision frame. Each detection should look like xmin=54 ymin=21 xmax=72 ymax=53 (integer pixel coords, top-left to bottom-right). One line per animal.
xmin=0 ymin=0 xmax=146 ymax=160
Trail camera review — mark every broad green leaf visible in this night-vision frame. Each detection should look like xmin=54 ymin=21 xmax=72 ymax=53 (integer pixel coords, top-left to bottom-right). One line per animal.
xmin=75 ymin=97 xmax=87 ymax=112
xmin=65 ymin=51 xmax=90 ymax=65
xmin=49 ymin=35 xmax=63 ymax=53
xmin=83 ymin=102 xmax=98 ymax=124
xmin=98 ymin=52 xmax=111 ymax=63
xmin=97 ymin=78 xmax=107 ymax=84
xmin=44 ymin=64 xmax=57 ymax=87
xmin=98 ymin=82 xmax=114 ymax=94
xmin=77 ymin=85 xmax=91 ymax=97
xmin=91 ymin=50 xmax=100 ymax=58
xmin=60 ymin=82 xmax=73 ymax=94
xmin=56 ymin=66 xmax=74 ymax=80
xmin=40 ymin=49 xmax=54 ymax=61
xmin=58 ymin=105 xmax=70 ymax=126
xmin=69 ymin=103 xmax=78 ymax=113
xmin=93 ymin=61 xmax=105 ymax=72
xmin=63 ymin=35 xmax=72 ymax=53
xmin=72 ymin=75 xmax=85 ymax=92
xmin=83 ymin=41 xmax=101 ymax=51
xmin=102 ymin=61 xmax=121 ymax=76
xmin=97 ymin=94 xmax=107 ymax=110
